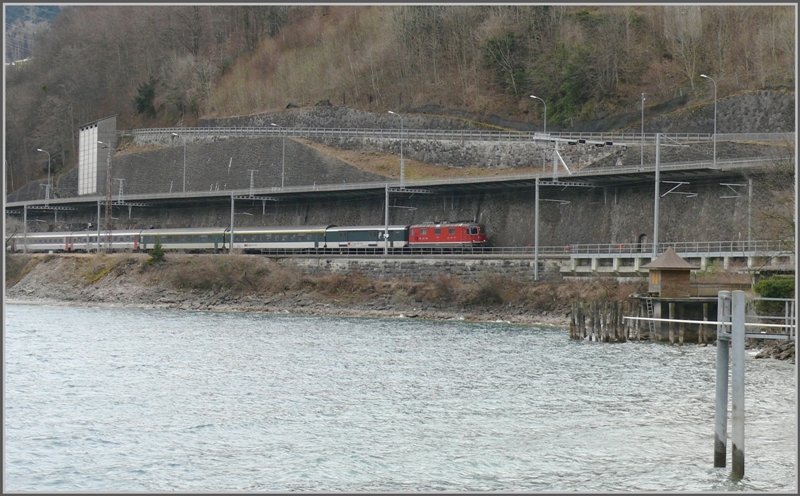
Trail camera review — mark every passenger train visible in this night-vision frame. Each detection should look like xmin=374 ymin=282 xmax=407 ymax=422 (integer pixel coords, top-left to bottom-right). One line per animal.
xmin=7 ymin=222 xmax=488 ymax=253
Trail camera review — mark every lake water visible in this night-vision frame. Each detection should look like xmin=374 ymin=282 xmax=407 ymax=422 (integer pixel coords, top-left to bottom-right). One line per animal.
xmin=3 ymin=303 xmax=796 ymax=492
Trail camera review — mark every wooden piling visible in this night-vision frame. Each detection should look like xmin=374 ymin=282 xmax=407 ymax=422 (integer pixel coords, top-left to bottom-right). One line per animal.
xmin=668 ymin=302 xmax=676 ymax=344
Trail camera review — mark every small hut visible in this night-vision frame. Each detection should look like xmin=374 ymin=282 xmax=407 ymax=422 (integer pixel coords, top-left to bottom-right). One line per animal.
xmin=642 ymin=247 xmax=698 ymax=297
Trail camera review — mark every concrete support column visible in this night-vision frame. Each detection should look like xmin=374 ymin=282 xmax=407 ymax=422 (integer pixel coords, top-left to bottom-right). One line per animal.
xmin=612 ymin=256 xmax=620 ymax=272
xmin=590 ymin=257 xmax=598 ymax=272
xmin=700 ymin=257 xmax=708 ymax=271
xmin=731 ymin=290 xmax=746 ymax=480
xmin=634 ymin=257 xmax=641 ymax=272
xmin=723 ymin=256 xmax=730 ymax=269
xmin=714 ymin=291 xmax=731 ymax=468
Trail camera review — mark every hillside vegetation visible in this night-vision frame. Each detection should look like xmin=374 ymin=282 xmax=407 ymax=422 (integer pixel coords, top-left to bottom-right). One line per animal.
xmin=4 ymin=5 xmax=794 ymax=193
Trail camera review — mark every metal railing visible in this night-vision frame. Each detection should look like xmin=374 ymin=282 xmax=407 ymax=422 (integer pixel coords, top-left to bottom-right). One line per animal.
xmin=126 ymin=127 xmax=795 ymax=145
xmin=560 ymin=239 xmax=792 ymax=255
xmin=238 ymin=239 xmax=792 ymax=258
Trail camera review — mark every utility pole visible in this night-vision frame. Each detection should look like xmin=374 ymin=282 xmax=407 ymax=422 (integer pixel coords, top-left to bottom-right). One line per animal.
xmin=98 ymin=141 xmax=113 ymax=252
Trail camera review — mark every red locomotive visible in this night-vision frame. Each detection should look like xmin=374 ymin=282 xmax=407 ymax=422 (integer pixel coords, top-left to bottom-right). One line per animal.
xmin=408 ymin=221 xmax=488 ymax=247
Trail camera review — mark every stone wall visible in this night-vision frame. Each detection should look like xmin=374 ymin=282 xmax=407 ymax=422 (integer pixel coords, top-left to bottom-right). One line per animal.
xmin=274 ymin=257 xmax=558 ymax=284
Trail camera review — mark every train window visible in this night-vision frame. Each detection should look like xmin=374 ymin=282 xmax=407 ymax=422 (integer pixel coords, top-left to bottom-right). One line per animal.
xmin=469 ymin=226 xmax=479 ymax=235
xmin=420 ymin=229 xmax=428 ymax=235
xmin=434 ymin=228 xmax=441 ymax=235
xmin=448 ymin=228 xmax=456 ymax=235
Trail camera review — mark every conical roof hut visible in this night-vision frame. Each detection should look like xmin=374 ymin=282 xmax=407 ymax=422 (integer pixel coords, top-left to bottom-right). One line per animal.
xmin=642 ymin=247 xmax=698 ymax=297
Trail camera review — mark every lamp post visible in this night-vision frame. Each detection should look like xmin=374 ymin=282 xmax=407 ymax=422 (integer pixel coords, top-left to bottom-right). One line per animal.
xmin=640 ymin=93 xmax=646 ymax=169
xmin=529 ymin=95 xmax=547 ymax=135
xmin=171 ymin=132 xmax=186 ymax=192
xmin=270 ymin=123 xmax=286 ymax=189
xmin=388 ymin=110 xmax=405 ymax=187
xmin=700 ymin=74 xmax=717 ymax=167
xmin=36 ymin=148 xmax=51 ymax=201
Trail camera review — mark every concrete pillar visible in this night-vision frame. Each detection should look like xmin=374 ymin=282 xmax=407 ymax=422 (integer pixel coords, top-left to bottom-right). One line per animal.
xmin=731 ymin=290 xmax=746 ymax=480
xmin=723 ymin=256 xmax=730 ymax=269
xmin=714 ymin=291 xmax=731 ymax=468
xmin=634 ymin=257 xmax=641 ymax=272
xmin=700 ymin=257 xmax=708 ymax=271
xmin=590 ymin=257 xmax=598 ymax=272
xmin=612 ymin=256 xmax=620 ymax=272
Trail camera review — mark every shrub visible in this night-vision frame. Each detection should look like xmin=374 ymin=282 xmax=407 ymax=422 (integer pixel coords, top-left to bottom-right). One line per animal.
xmin=147 ymin=236 xmax=165 ymax=265
xmin=464 ymin=275 xmax=506 ymax=306
xmin=753 ymin=275 xmax=794 ymax=314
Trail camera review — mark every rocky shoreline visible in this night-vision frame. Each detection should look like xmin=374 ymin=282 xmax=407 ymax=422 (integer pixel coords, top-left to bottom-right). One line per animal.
xmin=5 ymin=254 xmax=572 ymax=328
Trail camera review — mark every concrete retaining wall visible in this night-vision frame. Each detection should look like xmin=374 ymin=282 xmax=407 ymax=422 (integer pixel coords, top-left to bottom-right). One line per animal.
xmin=274 ymin=257 xmax=558 ymax=284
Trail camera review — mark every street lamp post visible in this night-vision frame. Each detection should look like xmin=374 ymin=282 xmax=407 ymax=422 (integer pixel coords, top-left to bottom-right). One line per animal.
xmin=529 ymin=95 xmax=547 ymax=134
xmin=700 ymin=74 xmax=717 ymax=167
xmin=640 ymin=93 xmax=646 ymax=169
xmin=171 ymin=132 xmax=186 ymax=192
xmin=388 ymin=110 xmax=404 ymax=187
xmin=270 ymin=123 xmax=286 ymax=189
xmin=36 ymin=148 xmax=51 ymax=202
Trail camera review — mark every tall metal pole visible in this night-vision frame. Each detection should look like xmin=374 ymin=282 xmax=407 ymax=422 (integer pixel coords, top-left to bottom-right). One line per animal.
xmin=182 ymin=136 xmax=186 ymax=192
xmin=529 ymin=95 xmax=547 ymax=134
xmin=701 ymin=74 xmax=717 ymax=167
xmin=36 ymin=148 xmax=51 ymax=202
xmin=747 ymin=178 xmax=752 ymax=244
xmin=271 ymin=123 xmax=286 ymax=189
xmin=98 ymin=141 xmax=113 ymax=252
xmin=640 ymin=93 xmax=645 ymax=169
xmin=384 ymin=184 xmax=389 ymax=256
xmin=652 ymin=133 xmax=660 ymax=257
xmin=388 ymin=111 xmax=404 ymax=187
xmin=714 ymin=290 xmax=731 ymax=468
xmin=96 ymin=199 xmax=101 ymax=252
xmin=22 ymin=204 xmax=27 ymax=254
xmin=534 ymin=177 xmax=540 ymax=281
xmin=730 ymin=290 xmax=746 ymax=480
xmin=229 ymin=194 xmax=234 ymax=255
xmin=171 ymin=133 xmax=186 ymax=192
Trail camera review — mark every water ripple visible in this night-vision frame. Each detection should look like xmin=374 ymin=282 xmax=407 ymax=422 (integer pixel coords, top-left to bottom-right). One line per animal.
xmin=4 ymin=303 xmax=796 ymax=492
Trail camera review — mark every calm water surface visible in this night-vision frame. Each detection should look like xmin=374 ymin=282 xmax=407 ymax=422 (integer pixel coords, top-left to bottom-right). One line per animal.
xmin=4 ymin=303 xmax=796 ymax=492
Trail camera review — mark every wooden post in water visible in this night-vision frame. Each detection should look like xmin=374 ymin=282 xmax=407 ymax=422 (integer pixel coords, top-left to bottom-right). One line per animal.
xmin=569 ymin=303 xmax=576 ymax=339
xmin=714 ymin=291 xmax=731 ymax=468
xmin=730 ymin=290 xmax=746 ymax=480
xmin=636 ymin=302 xmax=642 ymax=340
xmin=668 ymin=302 xmax=676 ymax=344
xmin=699 ymin=302 xmax=709 ymax=344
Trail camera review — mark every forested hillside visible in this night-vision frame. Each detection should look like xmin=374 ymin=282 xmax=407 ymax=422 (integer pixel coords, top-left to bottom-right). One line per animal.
xmin=3 ymin=4 xmax=795 ymax=193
